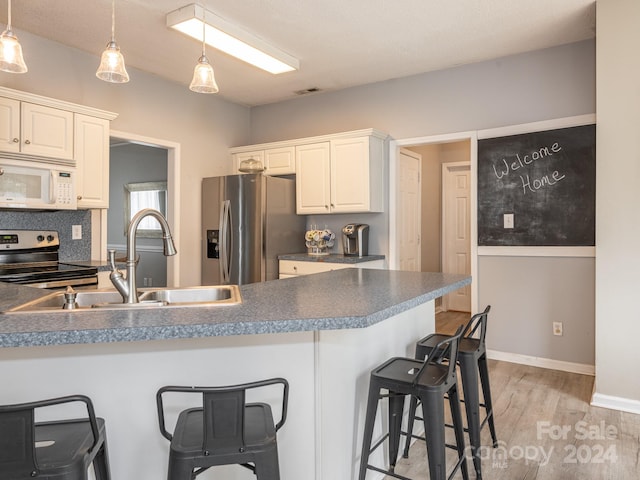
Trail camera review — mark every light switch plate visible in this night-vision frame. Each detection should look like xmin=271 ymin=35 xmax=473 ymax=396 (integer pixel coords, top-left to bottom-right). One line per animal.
xmin=72 ymin=225 xmax=82 ymax=240
xmin=503 ymin=213 xmax=514 ymax=229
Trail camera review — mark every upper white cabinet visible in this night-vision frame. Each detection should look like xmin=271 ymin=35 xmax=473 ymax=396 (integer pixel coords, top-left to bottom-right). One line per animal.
xmin=264 ymin=147 xmax=295 ymax=175
xmin=0 ymin=97 xmax=21 ymax=153
xmin=231 ymin=129 xmax=387 ymax=214
xmin=232 ymin=150 xmax=264 ymax=174
xmin=296 ymin=133 xmax=385 ymax=214
xmin=231 ymin=146 xmax=295 ymax=175
xmin=0 ymin=97 xmax=73 ymax=160
xmin=0 ymin=86 xmax=117 ymax=208
xmin=295 ymin=142 xmax=331 ymax=213
xmin=75 ymin=114 xmax=110 ymax=208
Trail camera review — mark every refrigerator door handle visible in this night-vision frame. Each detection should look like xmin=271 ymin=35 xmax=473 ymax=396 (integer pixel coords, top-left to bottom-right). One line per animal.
xmin=219 ymin=199 xmax=231 ymax=283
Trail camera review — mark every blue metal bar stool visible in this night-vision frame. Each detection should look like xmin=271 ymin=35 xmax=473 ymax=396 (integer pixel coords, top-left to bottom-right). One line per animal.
xmin=403 ymin=305 xmax=497 ymax=479
xmin=156 ymin=377 xmax=288 ymax=480
xmin=358 ymin=327 xmax=469 ymax=480
xmin=0 ymin=394 xmax=111 ymax=480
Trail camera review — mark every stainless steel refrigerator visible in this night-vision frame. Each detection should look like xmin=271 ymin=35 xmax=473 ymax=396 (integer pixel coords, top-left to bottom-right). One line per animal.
xmin=202 ymin=173 xmax=306 ymax=285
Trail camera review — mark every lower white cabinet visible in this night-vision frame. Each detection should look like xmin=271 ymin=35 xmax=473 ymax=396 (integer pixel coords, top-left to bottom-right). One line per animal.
xmin=279 ymin=259 xmax=385 ymax=278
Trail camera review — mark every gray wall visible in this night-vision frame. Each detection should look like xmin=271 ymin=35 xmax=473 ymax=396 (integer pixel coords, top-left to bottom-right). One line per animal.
xmin=108 ymin=143 xmax=168 ymax=287
xmin=250 ymin=40 xmax=596 ymax=366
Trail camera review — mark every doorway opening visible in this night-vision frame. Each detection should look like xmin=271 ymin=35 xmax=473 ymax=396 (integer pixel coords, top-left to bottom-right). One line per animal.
xmin=92 ymin=130 xmax=181 ymax=287
xmin=391 ymin=133 xmax=475 ymax=314
xmin=109 ymin=142 xmax=169 ymax=287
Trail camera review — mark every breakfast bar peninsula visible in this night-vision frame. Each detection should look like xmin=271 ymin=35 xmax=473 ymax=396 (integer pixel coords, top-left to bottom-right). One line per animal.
xmin=0 ymin=268 xmax=470 ymax=480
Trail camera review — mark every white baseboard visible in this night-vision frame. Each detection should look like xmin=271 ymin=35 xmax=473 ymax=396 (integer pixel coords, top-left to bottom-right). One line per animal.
xmin=486 ymin=349 xmax=595 ymax=376
xmin=591 ymin=392 xmax=640 ymax=415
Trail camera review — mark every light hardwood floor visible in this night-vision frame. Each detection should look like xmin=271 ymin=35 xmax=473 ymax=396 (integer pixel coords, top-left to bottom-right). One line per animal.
xmin=376 ymin=313 xmax=640 ymax=479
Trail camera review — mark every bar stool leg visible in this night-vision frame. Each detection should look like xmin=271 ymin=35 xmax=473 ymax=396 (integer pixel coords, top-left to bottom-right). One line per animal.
xmin=459 ymin=357 xmax=482 ymax=479
xmin=254 ymin=448 xmax=280 ymax=480
xmin=92 ymin=440 xmax=111 ymax=480
xmin=388 ymin=392 xmax=405 ymax=472
xmin=358 ymin=380 xmax=382 ymax=480
xmin=478 ymin=355 xmax=498 ymax=447
xmin=167 ymin=457 xmax=193 ymax=480
xmin=402 ymin=394 xmax=419 ymax=458
xmin=420 ymin=394 xmax=447 ymax=480
xmin=448 ymin=383 xmax=470 ymax=480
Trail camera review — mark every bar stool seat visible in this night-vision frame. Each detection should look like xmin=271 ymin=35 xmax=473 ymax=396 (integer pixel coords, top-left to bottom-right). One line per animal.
xmin=156 ymin=377 xmax=288 ymax=480
xmin=404 ymin=305 xmax=497 ymax=479
xmin=358 ymin=327 xmax=469 ymax=480
xmin=0 ymin=394 xmax=111 ymax=480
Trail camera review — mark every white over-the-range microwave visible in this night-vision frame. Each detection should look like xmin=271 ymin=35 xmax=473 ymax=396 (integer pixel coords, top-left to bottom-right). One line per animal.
xmin=0 ymin=158 xmax=77 ymax=210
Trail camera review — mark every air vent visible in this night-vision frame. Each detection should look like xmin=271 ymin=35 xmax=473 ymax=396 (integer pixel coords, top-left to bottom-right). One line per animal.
xmin=294 ymin=87 xmax=322 ymax=95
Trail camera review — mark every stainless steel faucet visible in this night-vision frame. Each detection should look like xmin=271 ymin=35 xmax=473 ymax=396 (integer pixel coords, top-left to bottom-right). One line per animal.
xmin=109 ymin=208 xmax=177 ymax=304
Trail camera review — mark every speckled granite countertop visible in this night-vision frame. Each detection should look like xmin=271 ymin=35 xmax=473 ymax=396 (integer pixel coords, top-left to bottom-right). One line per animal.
xmin=0 ymin=269 xmax=470 ymax=348
xmin=278 ymin=253 xmax=385 ymax=263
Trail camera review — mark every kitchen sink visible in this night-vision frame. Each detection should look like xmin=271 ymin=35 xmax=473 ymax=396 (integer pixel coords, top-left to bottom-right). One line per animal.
xmin=5 ymin=285 xmax=242 ymax=313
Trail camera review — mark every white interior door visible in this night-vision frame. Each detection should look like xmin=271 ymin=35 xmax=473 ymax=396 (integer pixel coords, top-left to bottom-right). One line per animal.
xmin=398 ymin=148 xmax=421 ymax=271
xmin=442 ymin=162 xmax=471 ymax=312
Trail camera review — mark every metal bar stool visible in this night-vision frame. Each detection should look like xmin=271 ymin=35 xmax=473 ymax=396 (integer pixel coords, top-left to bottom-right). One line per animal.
xmin=0 ymin=394 xmax=111 ymax=480
xmin=358 ymin=327 xmax=469 ymax=480
xmin=156 ymin=377 xmax=288 ymax=480
xmin=403 ymin=305 xmax=497 ymax=479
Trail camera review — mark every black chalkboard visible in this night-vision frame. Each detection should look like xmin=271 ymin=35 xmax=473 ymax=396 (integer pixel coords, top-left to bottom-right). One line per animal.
xmin=477 ymin=124 xmax=595 ymax=246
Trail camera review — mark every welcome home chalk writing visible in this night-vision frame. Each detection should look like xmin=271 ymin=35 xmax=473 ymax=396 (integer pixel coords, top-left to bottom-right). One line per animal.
xmin=492 ymin=141 xmax=566 ymax=195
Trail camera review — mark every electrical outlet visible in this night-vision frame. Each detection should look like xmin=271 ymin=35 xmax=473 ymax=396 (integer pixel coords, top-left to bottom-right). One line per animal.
xmin=503 ymin=213 xmax=514 ymax=229
xmin=553 ymin=322 xmax=563 ymax=336
xmin=72 ymin=225 xmax=82 ymax=240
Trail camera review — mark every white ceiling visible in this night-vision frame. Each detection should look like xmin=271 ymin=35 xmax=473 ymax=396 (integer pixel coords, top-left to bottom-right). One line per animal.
xmin=4 ymin=0 xmax=596 ymax=107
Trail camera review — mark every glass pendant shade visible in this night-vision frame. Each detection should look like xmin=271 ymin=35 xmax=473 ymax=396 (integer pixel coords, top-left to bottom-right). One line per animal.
xmin=0 ymin=0 xmax=27 ymax=74
xmin=96 ymin=0 xmax=129 ymax=84
xmin=189 ymin=54 xmax=218 ymax=94
xmin=0 ymin=29 xmax=27 ymax=73
xmin=96 ymin=40 xmax=129 ymax=83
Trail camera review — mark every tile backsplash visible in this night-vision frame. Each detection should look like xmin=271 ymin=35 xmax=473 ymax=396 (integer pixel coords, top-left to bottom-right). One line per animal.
xmin=0 ymin=210 xmax=92 ymax=261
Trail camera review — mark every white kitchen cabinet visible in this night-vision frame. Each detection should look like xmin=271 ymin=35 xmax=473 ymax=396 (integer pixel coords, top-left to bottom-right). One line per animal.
xmin=232 ymin=150 xmax=264 ymax=174
xmin=264 ymin=146 xmax=295 ymax=175
xmin=279 ymin=258 xmax=385 ymax=278
xmin=295 ymin=133 xmax=385 ymax=214
xmin=0 ymin=97 xmax=20 ymax=153
xmin=295 ymin=142 xmax=331 ymax=214
xmin=0 ymin=97 xmax=73 ymax=160
xmin=75 ymin=114 xmax=110 ymax=208
xmin=232 ymin=146 xmax=295 ymax=175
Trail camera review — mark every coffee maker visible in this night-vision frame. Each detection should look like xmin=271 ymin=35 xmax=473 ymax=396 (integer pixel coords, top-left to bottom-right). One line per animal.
xmin=342 ymin=224 xmax=369 ymax=257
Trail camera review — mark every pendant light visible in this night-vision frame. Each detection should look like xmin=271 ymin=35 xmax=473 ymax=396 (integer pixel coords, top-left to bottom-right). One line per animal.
xmin=96 ymin=0 xmax=129 ymax=83
xmin=0 ymin=0 xmax=27 ymax=73
xmin=189 ymin=12 xmax=218 ymax=94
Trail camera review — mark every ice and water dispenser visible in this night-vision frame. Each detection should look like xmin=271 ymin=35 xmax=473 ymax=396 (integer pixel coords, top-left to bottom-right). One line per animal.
xmin=342 ymin=224 xmax=369 ymax=257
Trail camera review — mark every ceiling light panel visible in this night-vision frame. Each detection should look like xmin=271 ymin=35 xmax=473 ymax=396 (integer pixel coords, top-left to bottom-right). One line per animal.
xmin=167 ymin=4 xmax=299 ymax=75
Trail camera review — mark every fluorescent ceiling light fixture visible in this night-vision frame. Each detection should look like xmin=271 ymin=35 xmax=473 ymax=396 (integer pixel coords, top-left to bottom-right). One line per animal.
xmin=167 ymin=4 xmax=298 ymax=75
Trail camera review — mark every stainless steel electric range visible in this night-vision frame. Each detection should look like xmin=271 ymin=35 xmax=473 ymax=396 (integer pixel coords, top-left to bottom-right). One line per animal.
xmin=0 ymin=230 xmax=98 ymax=289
